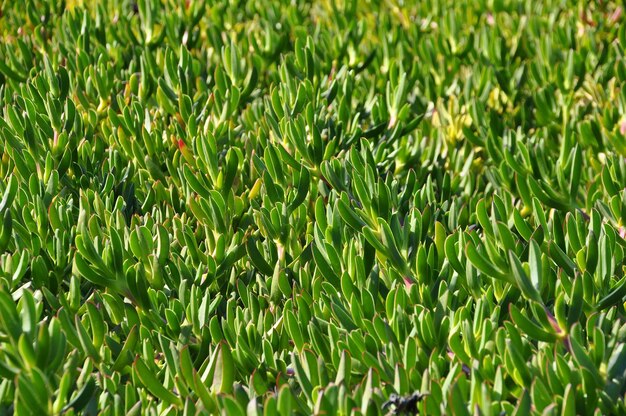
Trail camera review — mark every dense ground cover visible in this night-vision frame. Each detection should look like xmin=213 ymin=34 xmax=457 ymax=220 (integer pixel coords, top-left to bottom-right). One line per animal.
xmin=1 ymin=0 xmax=626 ymax=414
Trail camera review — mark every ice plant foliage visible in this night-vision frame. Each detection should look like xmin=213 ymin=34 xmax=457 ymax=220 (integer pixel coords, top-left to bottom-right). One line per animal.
xmin=1 ymin=0 xmax=626 ymax=415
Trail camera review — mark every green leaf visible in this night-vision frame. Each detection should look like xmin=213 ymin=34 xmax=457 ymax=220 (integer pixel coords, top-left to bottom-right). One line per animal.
xmin=466 ymin=241 xmax=511 ymax=283
xmin=0 ymin=59 xmax=27 ymax=82
xmin=290 ymin=166 xmax=310 ymax=211
xmin=448 ymin=379 xmax=470 ymax=416
xmin=112 ymin=325 xmax=139 ymax=371
xmin=445 ymin=234 xmax=465 ymax=276
xmin=569 ymin=327 xmax=601 ymax=386
xmin=561 ymin=384 xmax=575 ymax=416
xmin=528 ymin=239 xmax=543 ymax=293
xmin=75 ymin=315 xmax=100 ymax=362
xmin=134 ymin=357 xmax=183 ymax=406
xmin=569 ymin=145 xmax=582 ymax=201
xmin=16 ymin=371 xmax=48 ymax=415
xmin=0 ymin=175 xmax=18 ymax=213
xmin=509 ymin=250 xmax=543 ymax=303
xmin=379 ymin=218 xmax=409 ymax=274
xmin=211 ymin=342 xmax=235 ymax=394
xmin=335 ymin=350 xmax=351 ymax=386
xmin=596 ymin=276 xmax=626 ymax=311
xmin=62 ymin=378 xmax=97 ymax=414
xmin=0 ymin=291 xmax=22 ymax=342
xmin=246 ymin=237 xmax=274 ymax=276
xmin=292 ymin=352 xmax=314 ymax=403
xmin=285 ymin=309 xmax=305 ymax=351
xmin=510 ymin=304 xmax=557 ymax=343
xmin=512 ymin=390 xmax=531 ymax=416
xmin=548 ymin=241 xmax=577 ymax=279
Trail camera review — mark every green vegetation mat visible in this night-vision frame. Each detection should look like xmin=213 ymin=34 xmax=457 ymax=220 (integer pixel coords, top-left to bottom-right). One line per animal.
xmin=1 ymin=0 xmax=626 ymax=414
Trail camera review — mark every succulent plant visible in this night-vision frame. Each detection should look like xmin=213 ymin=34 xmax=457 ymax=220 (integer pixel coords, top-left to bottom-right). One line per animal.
xmin=1 ymin=0 xmax=626 ymax=415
